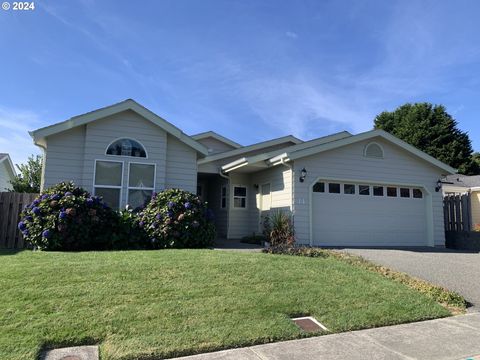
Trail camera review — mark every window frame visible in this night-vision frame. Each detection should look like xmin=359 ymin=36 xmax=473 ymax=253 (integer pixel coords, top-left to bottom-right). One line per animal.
xmin=313 ymin=182 xmax=325 ymax=193
xmin=126 ymin=162 xmax=156 ymax=208
xmin=220 ymin=185 xmax=227 ymax=209
xmin=328 ymin=182 xmax=341 ymax=194
xmin=343 ymin=183 xmax=356 ymax=195
xmin=359 ymin=184 xmax=371 ymax=196
xmin=232 ymin=184 xmax=248 ymax=209
xmin=93 ymin=159 xmax=124 ymax=209
xmin=400 ymin=187 xmax=411 ymax=198
xmin=105 ymin=137 xmax=149 ymax=159
xmin=364 ymin=142 xmax=384 ymax=159
xmin=412 ymin=188 xmax=423 ymax=199
xmin=373 ymin=185 xmax=384 ymax=197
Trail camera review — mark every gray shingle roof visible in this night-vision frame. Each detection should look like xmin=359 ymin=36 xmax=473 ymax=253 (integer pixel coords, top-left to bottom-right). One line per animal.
xmin=445 ymin=174 xmax=480 ymax=188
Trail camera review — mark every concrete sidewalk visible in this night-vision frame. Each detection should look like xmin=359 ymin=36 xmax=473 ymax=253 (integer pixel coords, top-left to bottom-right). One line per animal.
xmin=172 ymin=313 xmax=480 ymax=360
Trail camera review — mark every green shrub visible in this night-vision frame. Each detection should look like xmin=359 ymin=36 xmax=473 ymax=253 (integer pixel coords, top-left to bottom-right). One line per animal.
xmin=266 ymin=210 xmax=295 ymax=247
xmin=137 ymin=188 xmax=215 ymax=248
xmin=18 ymin=182 xmax=119 ymax=251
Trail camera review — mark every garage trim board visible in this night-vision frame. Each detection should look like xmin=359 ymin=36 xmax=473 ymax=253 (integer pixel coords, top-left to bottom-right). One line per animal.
xmin=308 ymin=176 xmax=434 ymax=247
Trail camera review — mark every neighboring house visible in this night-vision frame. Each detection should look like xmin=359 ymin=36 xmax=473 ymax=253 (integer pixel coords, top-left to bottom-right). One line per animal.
xmin=0 ymin=153 xmax=16 ymax=191
xmin=30 ymin=99 xmax=456 ymax=247
xmin=443 ymin=174 xmax=480 ymax=229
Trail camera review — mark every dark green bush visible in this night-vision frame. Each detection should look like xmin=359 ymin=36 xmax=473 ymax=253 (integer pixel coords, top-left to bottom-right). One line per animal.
xmin=137 ymin=188 xmax=215 ymax=248
xmin=18 ymin=182 xmax=119 ymax=251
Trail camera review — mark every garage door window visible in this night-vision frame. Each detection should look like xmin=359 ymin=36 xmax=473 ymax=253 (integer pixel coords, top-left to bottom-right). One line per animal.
xmin=387 ymin=187 xmax=397 ymax=197
xmin=344 ymin=184 xmax=355 ymax=194
xmin=400 ymin=188 xmax=410 ymax=198
xmin=328 ymin=183 xmax=341 ymax=194
xmin=359 ymin=185 xmax=370 ymax=195
xmin=373 ymin=186 xmax=384 ymax=196
xmin=313 ymin=182 xmax=325 ymax=193
xmin=413 ymin=189 xmax=423 ymax=198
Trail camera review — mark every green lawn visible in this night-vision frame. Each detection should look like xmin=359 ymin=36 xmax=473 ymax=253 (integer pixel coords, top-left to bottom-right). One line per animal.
xmin=0 ymin=250 xmax=451 ymax=360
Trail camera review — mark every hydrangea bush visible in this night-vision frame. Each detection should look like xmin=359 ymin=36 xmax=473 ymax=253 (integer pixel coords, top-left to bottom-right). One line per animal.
xmin=19 ymin=182 xmax=118 ymax=250
xmin=137 ymin=188 xmax=216 ymax=248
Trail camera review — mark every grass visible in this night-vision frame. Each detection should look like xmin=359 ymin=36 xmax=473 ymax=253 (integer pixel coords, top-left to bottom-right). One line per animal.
xmin=0 ymin=249 xmax=458 ymax=360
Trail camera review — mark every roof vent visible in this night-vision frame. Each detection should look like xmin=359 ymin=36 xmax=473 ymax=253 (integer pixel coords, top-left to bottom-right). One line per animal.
xmin=365 ymin=142 xmax=384 ymax=158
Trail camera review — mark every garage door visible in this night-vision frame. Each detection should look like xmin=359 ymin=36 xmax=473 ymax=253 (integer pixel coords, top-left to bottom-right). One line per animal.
xmin=311 ymin=181 xmax=427 ymax=247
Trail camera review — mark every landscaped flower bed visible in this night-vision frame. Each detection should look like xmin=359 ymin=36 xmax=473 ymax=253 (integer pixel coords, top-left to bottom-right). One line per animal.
xmin=18 ymin=182 xmax=215 ymax=251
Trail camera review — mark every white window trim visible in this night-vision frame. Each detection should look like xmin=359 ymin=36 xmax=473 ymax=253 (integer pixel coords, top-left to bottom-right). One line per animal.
xmin=126 ymin=161 xmax=156 ymax=206
xmin=105 ymin=137 xmax=149 ymax=159
xmin=260 ymin=182 xmax=272 ymax=211
xmin=364 ymin=141 xmax=384 ymax=159
xmin=93 ymin=159 xmax=124 ymax=209
xmin=232 ymin=184 xmax=248 ymax=210
xmin=220 ymin=185 xmax=227 ymax=209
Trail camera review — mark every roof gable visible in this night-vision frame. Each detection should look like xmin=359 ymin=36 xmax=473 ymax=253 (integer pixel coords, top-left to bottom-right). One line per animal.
xmin=0 ymin=153 xmax=16 ymax=178
xmin=276 ymin=129 xmax=456 ymax=174
xmin=221 ymin=131 xmax=352 ymax=173
xmin=191 ymin=131 xmax=242 ymax=149
xmin=198 ymin=135 xmax=302 ymax=165
xmin=30 ymin=99 xmax=208 ymax=156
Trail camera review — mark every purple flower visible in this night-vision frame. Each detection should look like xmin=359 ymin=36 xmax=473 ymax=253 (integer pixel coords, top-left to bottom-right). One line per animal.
xmin=167 ymin=201 xmax=175 ymax=209
xmin=42 ymin=229 xmax=51 ymax=238
xmin=52 ymin=194 xmax=61 ymax=201
xmin=152 ymin=222 xmax=158 ymax=228
xmin=139 ymin=221 xmax=145 ymax=228
xmin=22 ymin=229 xmax=29 ymax=236
xmin=18 ymin=221 xmax=26 ymax=231
xmin=152 ymin=192 xmax=158 ymax=199
xmin=102 ymin=203 xmax=109 ymax=209
xmin=155 ymin=213 xmax=162 ymax=220
xmin=25 ymin=216 xmax=33 ymax=222
xmin=32 ymin=207 xmax=40 ymax=215
xmin=167 ymin=211 xmax=174 ymax=218
xmin=59 ymin=211 xmax=67 ymax=220
xmin=86 ymin=198 xmax=94 ymax=206
xmin=33 ymin=199 xmax=40 ymax=206
xmin=184 ymin=202 xmax=191 ymax=209
xmin=41 ymin=194 xmax=49 ymax=200
xmin=65 ymin=192 xmax=73 ymax=197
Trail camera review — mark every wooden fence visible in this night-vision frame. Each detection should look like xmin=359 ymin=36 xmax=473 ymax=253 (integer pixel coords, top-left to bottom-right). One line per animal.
xmin=443 ymin=193 xmax=472 ymax=232
xmin=0 ymin=192 xmax=38 ymax=249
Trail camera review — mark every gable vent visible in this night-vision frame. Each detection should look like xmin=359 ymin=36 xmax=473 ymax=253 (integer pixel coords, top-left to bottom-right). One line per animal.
xmin=365 ymin=142 xmax=384 ymax=158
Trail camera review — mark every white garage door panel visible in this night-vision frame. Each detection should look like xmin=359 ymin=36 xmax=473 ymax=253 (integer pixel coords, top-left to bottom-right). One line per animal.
xmin=312 ymin=193 xmax=427 ymax=246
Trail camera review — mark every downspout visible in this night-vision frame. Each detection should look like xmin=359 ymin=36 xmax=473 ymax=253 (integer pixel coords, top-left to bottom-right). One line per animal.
xmin=218 ymin=169 xmax=230 ymax=239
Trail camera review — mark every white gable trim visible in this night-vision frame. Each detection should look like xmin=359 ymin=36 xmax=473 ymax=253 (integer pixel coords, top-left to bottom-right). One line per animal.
xmin=0 ymin=154 xmax=16 ymax=178
xmin=30 ymin=99 xmax=209 ymax=156
xmin=198 ymin=135 xmax=302 ymax=165
xmin=191 ymin=131 xmax=242 ymax=149
xmin=281 ymin=129 xmax=456 ymax=174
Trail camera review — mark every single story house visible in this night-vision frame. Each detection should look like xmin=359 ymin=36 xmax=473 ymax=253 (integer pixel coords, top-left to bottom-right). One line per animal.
xmin=443 ymin=174 xmax=480 ymax=230
xmin=30 ymin=99 xmax=456 ymax=247
xmin=0 ymin=153 xmax=16 ymax=191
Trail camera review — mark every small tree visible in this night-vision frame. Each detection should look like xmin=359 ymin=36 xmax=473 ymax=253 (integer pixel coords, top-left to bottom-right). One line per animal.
xmin=10 ymin=154 xmax=42 ymax=193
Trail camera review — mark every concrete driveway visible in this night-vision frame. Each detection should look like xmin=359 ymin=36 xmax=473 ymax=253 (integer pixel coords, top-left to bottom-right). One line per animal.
xmin=342 ymin=247 xmax=480 ymax=309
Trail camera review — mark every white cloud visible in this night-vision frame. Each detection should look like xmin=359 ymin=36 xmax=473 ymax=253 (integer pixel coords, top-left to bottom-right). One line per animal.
xmin=0 ymin=107 xmax=42 ymax=167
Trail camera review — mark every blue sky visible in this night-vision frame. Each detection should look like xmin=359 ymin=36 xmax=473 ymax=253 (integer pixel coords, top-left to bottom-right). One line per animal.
xmin=1 ymin=0 xmax=480 ymax=166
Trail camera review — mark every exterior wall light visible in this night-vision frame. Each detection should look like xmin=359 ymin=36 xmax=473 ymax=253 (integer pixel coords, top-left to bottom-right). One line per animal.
xmin=299 ymin=167 xmax=307 ymax=183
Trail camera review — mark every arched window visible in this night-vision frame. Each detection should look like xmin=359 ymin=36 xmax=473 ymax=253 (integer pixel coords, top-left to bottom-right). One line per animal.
xmin=364 ymin=142 xmax=384 ymax=158
xmin=106 ymin=138 xmax=147 ymax=158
